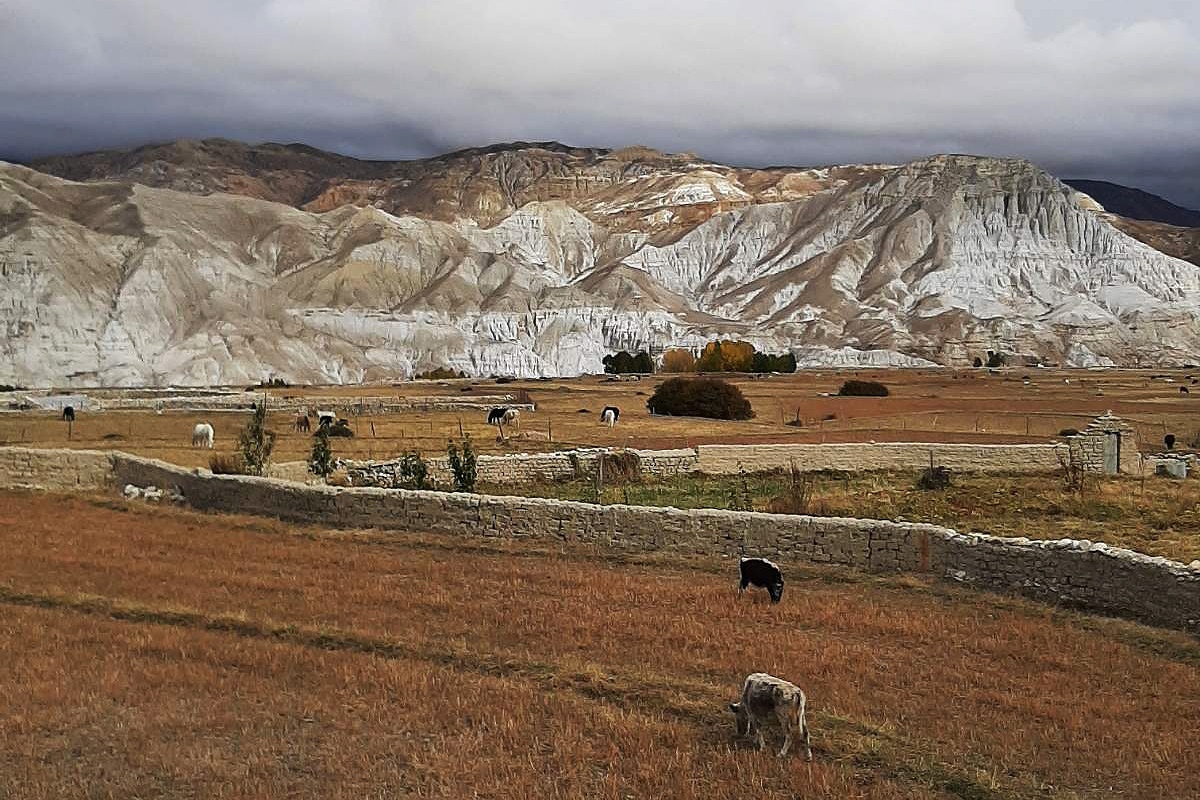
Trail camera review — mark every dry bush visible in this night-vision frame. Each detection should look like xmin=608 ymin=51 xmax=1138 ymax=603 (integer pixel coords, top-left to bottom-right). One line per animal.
xmin=208 ymin=453 xmax=245 ymax=474
xmin=765 ymin=461 xmax=815 ymax=515
xmin=837 ymin=379 xmax=889 ymax=397
xmin=598 ymin=450 xmax=642 ymax=484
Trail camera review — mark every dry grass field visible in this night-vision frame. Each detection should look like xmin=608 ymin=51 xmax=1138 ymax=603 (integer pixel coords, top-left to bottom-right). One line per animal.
xmin=3 ymin=368 xmax=1199 ymax=469
xmin=3 ymin=491 xmax=1199 ymax=799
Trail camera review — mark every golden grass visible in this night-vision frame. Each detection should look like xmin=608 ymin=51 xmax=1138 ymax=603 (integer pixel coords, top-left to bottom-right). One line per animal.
xmin=3 ymin=491 xmax=1200 ymax=798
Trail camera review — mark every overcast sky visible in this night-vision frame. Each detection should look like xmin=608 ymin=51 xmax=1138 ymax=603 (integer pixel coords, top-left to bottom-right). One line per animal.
xmin=2 ymin=0 xmax=1198 ymax=207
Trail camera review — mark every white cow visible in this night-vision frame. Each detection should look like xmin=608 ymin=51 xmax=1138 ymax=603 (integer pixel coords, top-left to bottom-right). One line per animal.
xmin=729 ymin=672 xmax=812 ymax=759
xmin=600 ymin=406 xmax=620 ymax=428
xmin=191 ymin=422 xmax=214 ymax=449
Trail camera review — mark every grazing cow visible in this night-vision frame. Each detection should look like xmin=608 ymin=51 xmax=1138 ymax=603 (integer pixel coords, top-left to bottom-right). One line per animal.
xmin=487 ymin=406 xmax=520 ymax=431
xmin=294 ymin=413 xmax=311 ymax=432
xmin=316 ymin=410 xmax=336 ymax=428
xmin=729 ymin=672 xmax=812 ymax=759
xmin=61 ymin=405 xmax=75 ymax=422
xmin=738 ymin=557 xmax=784 ymax=603
xmin=600 ymin=406 xmax=620 ymax=428
xmin=1181 ymin=386 xmax=1190 ymax=395
xmin=191 ymin=422 xmax=214 ymax=449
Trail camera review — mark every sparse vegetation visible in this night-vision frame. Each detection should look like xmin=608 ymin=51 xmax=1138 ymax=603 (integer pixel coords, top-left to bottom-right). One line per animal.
xmin=236 ymin=401 xmax=276 ymax=476
xmin=837 ymin=379 xmax=889 ymax=397
xmin=415 ymin=366 xmax=468 ymax=380
xmin=208 ymin=453 xmax=245 ymax=475
xmin=446 ymin=436 xmax=478 ymax=492
xmin=646 ymin=377 xmax=754 ymax=420
xmin=308 ymin=427 xmax=334 ymax=481
xmin=395 ymin=451 xmax=430 ymax=490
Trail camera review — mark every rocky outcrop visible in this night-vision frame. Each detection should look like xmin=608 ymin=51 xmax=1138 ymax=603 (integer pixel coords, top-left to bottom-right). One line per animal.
xmin=5 ymin=142 xmax=1200 ymax=386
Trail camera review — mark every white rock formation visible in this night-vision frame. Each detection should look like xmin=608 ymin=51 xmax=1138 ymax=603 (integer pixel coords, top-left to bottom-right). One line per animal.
xmin=3 ymin=147 xmax=1200 ymax=386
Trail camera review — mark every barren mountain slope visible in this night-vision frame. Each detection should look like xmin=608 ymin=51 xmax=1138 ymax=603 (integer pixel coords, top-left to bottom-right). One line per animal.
xmin=5 ymin=143 xmax=1200 ymax=386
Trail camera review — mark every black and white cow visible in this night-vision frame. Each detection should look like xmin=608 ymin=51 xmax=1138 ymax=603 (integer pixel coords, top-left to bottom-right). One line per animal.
xmin=487 ymin=406 xmax=520 ymax=431
xmin=316 ymin=410 xmax=336 ymax=428
xmin=738 ymin=557 xmax=784 ymax=603
xmin=729 ymin=672 xmax=812 ymax=759
xmin=600 ymin=406 xmax=620 ymax=428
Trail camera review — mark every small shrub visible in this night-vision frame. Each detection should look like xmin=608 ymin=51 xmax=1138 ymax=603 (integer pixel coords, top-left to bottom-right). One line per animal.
xmin=916 ymin=464 xmax=952 ymax=491
xmin=308 ymin=428 xmax=334 ymax=481
xmin=597 ymin=451 xmax=642 ymax=484
xmin=495 ymin=376 xmax=515 ymax=384
xmin=209 ymin=453 xmax=246 ymax=475
xmin=837 ymin=380 xmax=889 ymax=397
xmin=327 ymin=421 xmax=354 ymax=437
xmin=645 ymin=377 xmax=754 ymax=420
xmin=1058 ymin=428 xmax=1081 ymax=437
xmin=765 ymin=461 xmax=813 ymax=514
xmin=396 ymin=451 xmax=429 ymax=490
xmin=726 ymin=467 xmax=755 ymax=512
xmin=447 ymin=437 xmax=478 ymax=492
xmin=237 ymin=402 xmax=276 ymax=476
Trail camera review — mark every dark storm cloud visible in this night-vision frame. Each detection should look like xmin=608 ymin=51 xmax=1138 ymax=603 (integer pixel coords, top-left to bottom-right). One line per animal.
xmin=1 ymin=0 xmax=1197 ymax=206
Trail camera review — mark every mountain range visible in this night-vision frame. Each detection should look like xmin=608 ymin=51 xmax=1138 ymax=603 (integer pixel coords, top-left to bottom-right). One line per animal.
xmin=3 ymin=138 xmax=1199 ymax=386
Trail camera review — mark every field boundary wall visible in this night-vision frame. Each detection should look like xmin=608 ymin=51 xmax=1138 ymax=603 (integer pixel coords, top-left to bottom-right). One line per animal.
xmin=1 ymin=446 xmax=1195 ymax=634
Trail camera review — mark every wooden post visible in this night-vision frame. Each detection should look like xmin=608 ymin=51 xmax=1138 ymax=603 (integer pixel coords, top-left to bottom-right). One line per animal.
xmin=370 ymin=422 xmax=376 ymax=438
xmin=548 ymin=419 xmax=553 ymax=442
xmin=458 ymin=417 xmax=464 ymax=438
xmin=68 ymin=419 xmax=72 ymax=441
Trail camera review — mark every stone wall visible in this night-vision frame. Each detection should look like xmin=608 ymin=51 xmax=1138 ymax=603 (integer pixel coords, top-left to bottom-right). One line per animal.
xmin=694 ymin=442 xmax=1068 ymax=474
xmin=2 ymin=445 xmax=1197 ymax=634
xmin=341 ymin=447 xmax=701 ymax=488
xmin=0 ymin=446 xmax=115 ymax=491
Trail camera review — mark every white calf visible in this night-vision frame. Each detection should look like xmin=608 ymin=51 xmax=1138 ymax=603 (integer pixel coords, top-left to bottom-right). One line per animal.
xmin=729 ymin=672 xmax=812 ymax=759
xmin=191 ymin=422 xmax=214 ymax=449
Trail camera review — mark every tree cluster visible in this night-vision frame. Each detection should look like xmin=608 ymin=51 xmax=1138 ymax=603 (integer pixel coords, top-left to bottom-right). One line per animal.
xmin=660 ymin=340 xmax=796 ymax=374
xmin=646 ymin=377 xmax=755 ymax=420
xmin=602 ymin=350 xmax=655 ymax=374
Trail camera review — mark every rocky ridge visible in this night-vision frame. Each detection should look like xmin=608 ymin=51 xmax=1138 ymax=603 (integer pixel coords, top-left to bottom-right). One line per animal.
xmin=3 ymin=141 xmax=1200 ymax=386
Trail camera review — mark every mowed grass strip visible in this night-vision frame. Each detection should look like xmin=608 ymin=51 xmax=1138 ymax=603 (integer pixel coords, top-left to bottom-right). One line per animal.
xmin=3 ymin=492 xmax=1200 ymax=798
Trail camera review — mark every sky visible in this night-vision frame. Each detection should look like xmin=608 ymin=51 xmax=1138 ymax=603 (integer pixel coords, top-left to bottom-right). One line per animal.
xmin=1 ymin=0 xmax=1198 ymax=207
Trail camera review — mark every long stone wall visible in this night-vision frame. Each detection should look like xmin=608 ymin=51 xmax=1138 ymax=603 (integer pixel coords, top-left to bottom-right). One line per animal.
xmin=91 ymin=394 xmax=532 ymax=413
xmin=2 ymin=446 xmax=1197 ymax=634
xmin=694 ymin=442 xmax=1069 ymax=474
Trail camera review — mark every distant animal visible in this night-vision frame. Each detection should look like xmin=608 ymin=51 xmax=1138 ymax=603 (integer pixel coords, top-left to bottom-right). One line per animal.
xmin=600 ymin=406 xmax=620 ymax=428
xmin=738 ymin=557 xmax=784 ymax=603
xmin=729 ymin=672 xmax=812 ymax=759
xmin=316 ymin=410 xmax=336 ymax=428
xmin=1181 ymin=386 xmax=1190 ymax=394
xmin=61 ymin=405 xmax=75 ymax=422
xmin=487 ymin=406 xmax=520 ymax=431
xmin=191 ymin=422 xmax=214 ymax=449
xmin=294 ymin=413 xmax=311 ymax=432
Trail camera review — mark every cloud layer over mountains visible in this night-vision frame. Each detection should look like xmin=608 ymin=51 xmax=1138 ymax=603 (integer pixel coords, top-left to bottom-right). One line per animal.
xmin=2 ymin=1 xmax=1198 ymax=206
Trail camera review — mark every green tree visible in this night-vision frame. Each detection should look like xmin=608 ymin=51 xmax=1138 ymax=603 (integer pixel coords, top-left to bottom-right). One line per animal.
xmin=632 ymin=351 xmax=655 ymax=373
xmin=446 ymin=436 xmax=478 ymax=492
xmin=237 ymin=401 xmax=276 ymax=476
xmin=397 ymin=451 xmax=429 ymax=489
xmin=308 ymin=427 xmax=334 ymax=482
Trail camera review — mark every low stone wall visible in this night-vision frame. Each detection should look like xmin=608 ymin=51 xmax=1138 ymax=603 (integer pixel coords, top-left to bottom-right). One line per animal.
xmin=2 ymin=446 xmax=1198 ymax=634
xmin=341 ymin=447 xmax=701 ymax=488
xmin=343 ymin=441 xmax=1064 ymax=489
xmin=695 ymin=442 xmax=1068 ymax=474
xmin=0 ymin=446 xmax=115 ymax=491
